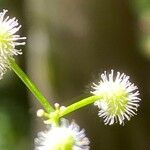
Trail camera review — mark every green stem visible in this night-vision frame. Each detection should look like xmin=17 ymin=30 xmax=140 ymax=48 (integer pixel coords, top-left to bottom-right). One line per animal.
xmin=60 ymin=95 xmax=101 ymax=117
xmin=9 ymin=58 xmax=54 ymax=113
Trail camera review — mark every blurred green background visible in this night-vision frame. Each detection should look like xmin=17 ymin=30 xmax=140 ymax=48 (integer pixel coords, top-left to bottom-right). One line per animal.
xmin=0 ymin=0 xmax=150 ymax=150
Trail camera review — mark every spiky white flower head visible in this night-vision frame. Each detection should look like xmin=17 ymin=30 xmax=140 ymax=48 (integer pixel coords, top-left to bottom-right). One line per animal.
xmin=0 ymin=57 xmax=9 ymax=79
xmin=0 ymin=9 xmax=26 ymax=79
xmin=35 ymin=119 xmax=90 ymax=150
xmin=91 ymin=70 xmax=141 ymax=125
